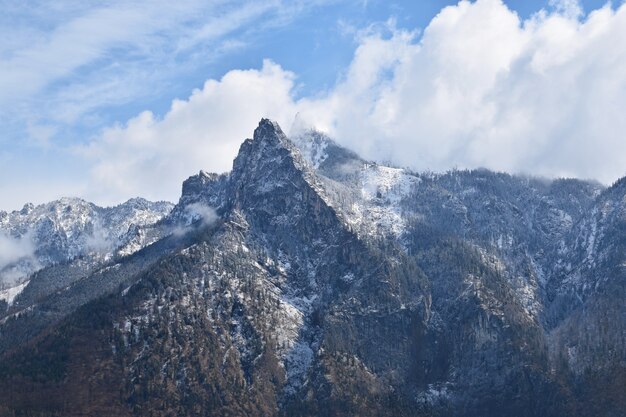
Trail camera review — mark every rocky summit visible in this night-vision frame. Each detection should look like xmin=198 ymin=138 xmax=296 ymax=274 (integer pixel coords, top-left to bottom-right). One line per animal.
xmin=0 ymin=119 xmax=623 ymax=417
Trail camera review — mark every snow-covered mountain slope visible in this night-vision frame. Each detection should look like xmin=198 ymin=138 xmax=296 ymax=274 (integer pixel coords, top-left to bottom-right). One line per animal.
xmin=0 ymin=119 xmax=623 ymax=417
xmin=0 ymin=197 xmax=173 ymax=306
xmin=290 ymin=128 xmax=605 ymax=322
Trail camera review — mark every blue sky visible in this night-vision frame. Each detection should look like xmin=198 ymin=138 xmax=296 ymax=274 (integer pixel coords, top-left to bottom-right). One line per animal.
xmin=1 ymin=0 xmax=625 ymax=209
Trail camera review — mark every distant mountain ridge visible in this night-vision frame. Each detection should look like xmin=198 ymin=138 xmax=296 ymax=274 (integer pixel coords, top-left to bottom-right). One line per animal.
xmin=0 ymin=197 xmax=173 ymax=304
xmin=0 ymin=119 xmax=623 ymax=417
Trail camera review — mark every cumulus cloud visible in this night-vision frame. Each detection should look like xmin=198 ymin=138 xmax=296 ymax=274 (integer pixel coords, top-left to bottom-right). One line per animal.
xmin=298 ymin=0 xmax=626 ymax=183
xmin=84 ymin=0 xmax=626 ymax=205
xmin=0 ymin=0 xmax=329 ymax=115
xmin=549 ymin=0 xmax=584 ymax=19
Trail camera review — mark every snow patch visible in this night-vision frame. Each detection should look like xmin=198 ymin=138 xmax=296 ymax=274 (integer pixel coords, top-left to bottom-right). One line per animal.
xmin=0 ymin=280 xmax=29 ymax=306
xmin=345 ymin=164 xmax=420 ymax=239
xmin=283 ymin=341 xmax=314 ymax=395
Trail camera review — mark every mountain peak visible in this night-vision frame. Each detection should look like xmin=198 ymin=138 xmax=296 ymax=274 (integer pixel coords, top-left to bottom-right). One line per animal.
xmin=232 ymin=119 xmax=306 ymax=177
xmin=253 ymin=118 xmax=287 ymax=144
xmin=19 ymin=203 xmax=34 ymax=215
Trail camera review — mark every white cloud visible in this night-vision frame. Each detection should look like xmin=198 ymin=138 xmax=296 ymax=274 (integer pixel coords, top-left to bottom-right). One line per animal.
xmin=0 ymin=0 xmax=336 ymax=150
xmin=0 ymin=233 xmax=34 ymax=269
xmin=549 ymin=0 xmax=584 ymax=19
xmin=0 ymin=1 xmax=182 ymax=101
xmin=185 ymin=202 xmax=219 ymax=227
xmin=0 ymin=232 xmax=37 ymax=285
xmin=299 ymin=0 xmax=626 ymax=183
xmin=82 ymin=0 xmax=626 ymax=205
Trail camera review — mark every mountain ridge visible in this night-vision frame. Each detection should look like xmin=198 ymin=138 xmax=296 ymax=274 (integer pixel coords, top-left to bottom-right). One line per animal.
xmin=0 ymin=119 xmax=623 ymax=417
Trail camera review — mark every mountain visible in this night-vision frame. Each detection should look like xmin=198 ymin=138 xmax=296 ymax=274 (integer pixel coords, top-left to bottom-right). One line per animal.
xmin=0 ymin=197 xmax=173 ymax=320
xmin=0 ymin=119 xmax=623 ymax=417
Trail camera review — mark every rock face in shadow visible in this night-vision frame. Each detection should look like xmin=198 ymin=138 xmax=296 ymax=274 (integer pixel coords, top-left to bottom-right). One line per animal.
xmin=0 ymin=119 xmax=623 ymax=417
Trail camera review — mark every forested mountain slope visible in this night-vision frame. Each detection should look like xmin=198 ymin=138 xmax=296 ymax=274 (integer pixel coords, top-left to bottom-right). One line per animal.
xmin=0 ymin=119 xmax=623 ymax=417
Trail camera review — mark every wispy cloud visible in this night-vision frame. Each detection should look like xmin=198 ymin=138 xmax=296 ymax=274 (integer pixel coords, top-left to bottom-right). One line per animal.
xmin=0 ymin=231 xmax=38 ymax=286
xmin=0 ymin=0 xmax=336 ymax=148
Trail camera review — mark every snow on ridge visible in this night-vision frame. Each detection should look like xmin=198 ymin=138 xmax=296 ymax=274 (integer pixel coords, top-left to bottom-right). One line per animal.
xmin=0 ymin=280 xmax=29 ymax=306
xmin=287 ymin=126 xmax=422 ymax=240
xmin=291 ymin=132 xmax=329 ymax=169
xmin=0 ymin=197 xmax=173 ymax=286
xmin=361 ymin=164 xmax=420 ymax=204
xmin=345 ymin=163 xmax=421 ymax=239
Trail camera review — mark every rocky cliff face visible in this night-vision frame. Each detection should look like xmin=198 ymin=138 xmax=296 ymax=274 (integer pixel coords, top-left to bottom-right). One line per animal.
xmin=0 ymin=119 xmax=623 ymax=417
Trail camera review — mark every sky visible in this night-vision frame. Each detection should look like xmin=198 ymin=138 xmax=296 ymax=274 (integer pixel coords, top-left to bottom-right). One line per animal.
xmin=1 ymin=0 xmax=625 ymax=210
